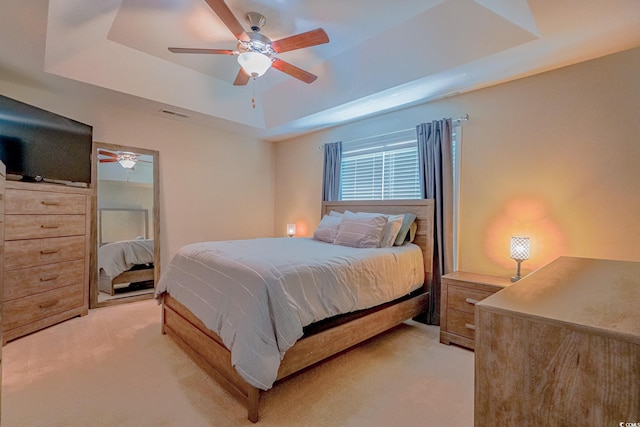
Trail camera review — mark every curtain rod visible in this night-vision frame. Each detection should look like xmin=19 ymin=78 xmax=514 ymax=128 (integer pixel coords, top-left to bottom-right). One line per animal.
xmin=318 ymin=114 xmax=469 ymax=150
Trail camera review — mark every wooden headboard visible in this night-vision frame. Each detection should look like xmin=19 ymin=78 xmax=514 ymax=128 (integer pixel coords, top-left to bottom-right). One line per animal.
xmin=322 ymin=199 xmax=435 ymax=284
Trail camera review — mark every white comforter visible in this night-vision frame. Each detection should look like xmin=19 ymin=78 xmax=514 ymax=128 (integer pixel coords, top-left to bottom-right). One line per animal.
xmin=155 ymin=237 xmax=424 ymax=390
xmin=98 ymin=239 xmax=154 ymax=278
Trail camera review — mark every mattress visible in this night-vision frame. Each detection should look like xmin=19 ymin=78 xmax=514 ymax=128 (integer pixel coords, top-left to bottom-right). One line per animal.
xmin=98 ymin=239 xmax=154 ymax=278
xmin=155 ymin=237 xmax=424 ymax=390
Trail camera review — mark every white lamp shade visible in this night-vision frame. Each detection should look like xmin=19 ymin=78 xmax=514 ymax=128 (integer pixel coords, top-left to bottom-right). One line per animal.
xmin=237 ymin=52 xmax=272 ymax=77
xmin=510 ymin=236 xmax=530 ymax=261
xmin=118 ymin=158 xmax=136 ymax=169
xmin=286 ymin=223 xmax=296 ymax=237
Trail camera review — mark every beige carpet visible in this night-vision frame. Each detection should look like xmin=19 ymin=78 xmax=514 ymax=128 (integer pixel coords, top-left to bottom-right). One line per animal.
xmin=2 ymin=300 xmax=474 ymax=426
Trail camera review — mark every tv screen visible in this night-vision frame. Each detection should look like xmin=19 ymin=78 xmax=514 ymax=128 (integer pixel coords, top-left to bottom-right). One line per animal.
xmin=0 ymin=95 xmax=92 ymax=184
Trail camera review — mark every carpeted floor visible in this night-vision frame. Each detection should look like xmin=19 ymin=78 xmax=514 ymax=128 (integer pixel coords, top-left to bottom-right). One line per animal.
xmin=2 ymin=300 xmax=474 ymax=426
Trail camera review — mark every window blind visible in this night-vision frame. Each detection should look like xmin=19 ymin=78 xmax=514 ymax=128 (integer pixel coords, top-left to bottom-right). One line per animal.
xmin=340 ymin=129 xmax=420 ymax=200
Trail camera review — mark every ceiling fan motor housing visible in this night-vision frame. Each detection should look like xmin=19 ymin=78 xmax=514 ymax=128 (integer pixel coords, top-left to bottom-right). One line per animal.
xmin=245 ymin=12 xmax=266 ymax=32
xmin=238 ymin=32 xmax=274 ymax=56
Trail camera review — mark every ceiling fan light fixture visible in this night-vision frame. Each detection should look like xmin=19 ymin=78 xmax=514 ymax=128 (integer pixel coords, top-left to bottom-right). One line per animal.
xmin=118 ymin=155 xmax=137 ymax=169
xmin=237 ymin=51 xmax=272 ymax=78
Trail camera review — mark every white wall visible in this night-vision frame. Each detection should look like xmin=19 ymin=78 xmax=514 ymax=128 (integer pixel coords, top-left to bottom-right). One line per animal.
xmin=274 ymin=46 xmax=640 ymax=278
xmin=0 ymin=81 xmax=276 ymax=269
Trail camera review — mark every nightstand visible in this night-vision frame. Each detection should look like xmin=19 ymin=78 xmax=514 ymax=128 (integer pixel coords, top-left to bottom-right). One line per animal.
xmin=440 ymin=271 xmax=511 ymax=350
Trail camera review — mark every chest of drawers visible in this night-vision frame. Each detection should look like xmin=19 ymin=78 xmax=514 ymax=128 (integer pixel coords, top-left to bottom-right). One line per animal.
xmin=440 ymin=271 xmax=511 ymax=350
xmin=3 ymin=181 xmax=91 ymax=343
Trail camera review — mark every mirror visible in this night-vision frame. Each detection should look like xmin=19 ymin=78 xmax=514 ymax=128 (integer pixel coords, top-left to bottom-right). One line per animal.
xmin=90 ymin=142 xmax=160 ymax=308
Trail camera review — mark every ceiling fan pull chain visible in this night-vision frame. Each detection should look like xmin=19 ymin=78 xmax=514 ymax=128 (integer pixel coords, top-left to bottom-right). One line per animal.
xmin=251 ymin=78 xmax=256 ymax=109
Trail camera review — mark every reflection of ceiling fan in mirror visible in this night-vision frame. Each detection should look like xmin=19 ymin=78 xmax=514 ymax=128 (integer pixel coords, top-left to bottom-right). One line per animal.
xmin=168 ymin=0 xmax=329 ymax=85
xmin=98 ymin=149 xmax=150 ymax=169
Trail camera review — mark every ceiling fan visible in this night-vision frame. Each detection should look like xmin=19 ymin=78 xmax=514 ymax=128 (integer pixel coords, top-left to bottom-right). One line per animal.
xmin=98 ymin=149 xmax=150 ymax=169
xmin=168 ymin=0 xmax=329 ymax=85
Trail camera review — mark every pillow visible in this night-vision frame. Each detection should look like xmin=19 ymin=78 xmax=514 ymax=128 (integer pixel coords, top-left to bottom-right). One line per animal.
xmin=312 ymin=215 xmax=342 ymax=243
xmin=408 ymin=221 xmax=418 ymax=242
xmin=333 ymin=212 xmax=387 ymax=248
xmin=379 ymin=214 xmax=405 ymax=248
xmin=329 ymin=210 xmax=351 ymax=217
xmin=393 ymin=213 xmax=417 ymax=246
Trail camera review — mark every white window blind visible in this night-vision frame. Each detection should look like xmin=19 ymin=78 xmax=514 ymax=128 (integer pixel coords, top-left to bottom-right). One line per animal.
xmin=340 ymin=129 xmax=420 ymax=200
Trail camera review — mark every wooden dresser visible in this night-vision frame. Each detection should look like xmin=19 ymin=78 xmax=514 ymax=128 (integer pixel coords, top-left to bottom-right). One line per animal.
xmin=3 ymin=181 xmax=91 ymax=343
xmin=475 ymin=257 xmax=640 ymax=425
xmin=440 ymin=271 xmax=511 ymax=350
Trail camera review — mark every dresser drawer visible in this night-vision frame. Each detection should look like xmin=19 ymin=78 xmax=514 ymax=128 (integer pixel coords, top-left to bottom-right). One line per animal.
xmin=4 ymin=259 xmax=85 ymax=301
xmin=3 ymin=284 xmax=84 ymax=332
xmin=447 ymin=309 xmax=476 ymax=340
xmin=6 ymin=189 xmax=86 ymax=215
xmin=5 ymin=214 xmax=86 ymax=240
xmin=448 ymin=285 xmax=494 ymax=314
xmin=4 ymin=235 xmax=85 ymax=270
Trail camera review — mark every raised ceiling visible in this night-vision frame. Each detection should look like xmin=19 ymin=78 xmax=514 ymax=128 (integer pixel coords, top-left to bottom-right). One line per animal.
xmin=1 ymin=0 xmax=639 ymax=140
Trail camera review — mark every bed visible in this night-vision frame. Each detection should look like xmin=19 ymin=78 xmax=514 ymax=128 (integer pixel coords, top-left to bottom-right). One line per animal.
xmin=98 ymin=208 xmax=155 ymax=295
xmin=156 ymin=199 xmax=434 ymax=422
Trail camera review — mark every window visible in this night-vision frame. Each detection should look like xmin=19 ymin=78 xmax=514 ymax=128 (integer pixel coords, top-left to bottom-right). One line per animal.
xmin=340 ymin=129 xmax=420 ymax=200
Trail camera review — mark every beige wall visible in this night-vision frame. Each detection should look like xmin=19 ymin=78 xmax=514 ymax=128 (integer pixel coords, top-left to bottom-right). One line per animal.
xmin=274 ymin=46 xmax=640 ymax=278
xmin=97 ymin=180 xmax=154 ymax=241
xmin=0 ymin=82 xmax=275 ymax=270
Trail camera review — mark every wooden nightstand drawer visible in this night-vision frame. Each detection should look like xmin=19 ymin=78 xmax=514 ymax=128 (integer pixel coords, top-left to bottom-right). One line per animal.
xmin=6 ymin=189 xmax=86 ymax=215
xmin=447 ymin=309 xmax=476 ymax=340
xmin=5 ymin=214 xmax=86 ymax=240
xmin=440 ymin=272 xmax=511 ymax=350
xmin=448 ymin=285 xmax=494 ymax=314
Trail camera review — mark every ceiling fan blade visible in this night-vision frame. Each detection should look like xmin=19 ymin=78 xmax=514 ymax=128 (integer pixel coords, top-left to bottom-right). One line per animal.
xmin=98 ymin=149 xmax=118 ymax=158
xmin=100 ymin=158 xmax=119 ymax=163
xmin=168 ymin=47 xmax=235 ymax=55
xmin=271 ymin=28 xmax=329 ymax=53
xmin=204 ymin=0 xmax=249 ymax=42
xmin=233 ymin=68 xmax=251 ymax=86
xmin=272 ymin=59 xmax=317 ymax=84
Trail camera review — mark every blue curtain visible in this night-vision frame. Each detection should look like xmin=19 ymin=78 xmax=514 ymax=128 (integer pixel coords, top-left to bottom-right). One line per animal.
xmin=322 ymin=141 xmax=342 ymax=201
xmin=417 ymin=119 xmax=453 ymax=325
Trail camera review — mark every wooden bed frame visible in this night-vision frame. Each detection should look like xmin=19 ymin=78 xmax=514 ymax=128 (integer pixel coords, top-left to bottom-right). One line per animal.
xmin=160 ymin=199 xmax=435 ymax=422
xmin=99 ymin=265 xmax=155 ymax=295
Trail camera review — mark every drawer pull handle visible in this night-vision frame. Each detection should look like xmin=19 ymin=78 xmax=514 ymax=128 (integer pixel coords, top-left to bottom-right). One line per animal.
xmin=40 ymin=249 xmax=59 ymax=255
xmin=39 ymin=300 xmax=58 ymax=309
xmin=40 ymin=276 xmax=59 ymax=282
xmin=41 ymin=201 xmax=60 ymax=206
xmin=465 ymin=298 xmax=480 ymax=305
xmin=41 ymin=224 xmax=60 ymax=229
xmin=465 ymin=323 xmax=476 ymax=331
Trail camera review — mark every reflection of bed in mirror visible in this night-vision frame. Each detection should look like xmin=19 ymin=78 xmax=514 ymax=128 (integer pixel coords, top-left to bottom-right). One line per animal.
xmin=98 ymin=208 xmax=154 ymax=296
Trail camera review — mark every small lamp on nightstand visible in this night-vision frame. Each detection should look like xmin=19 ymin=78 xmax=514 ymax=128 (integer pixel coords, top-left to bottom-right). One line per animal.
xmin=510 ymin=236 xmax=530 ymax=282
xmin=286 ymin=223 xmax=296 ymax=238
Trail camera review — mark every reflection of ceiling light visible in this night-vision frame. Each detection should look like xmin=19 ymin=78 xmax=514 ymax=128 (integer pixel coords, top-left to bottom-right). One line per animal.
xmin=237 ymin=51 xmax=272 ymax=77
xmin=118 ymin=154 xmax=136 ymax=169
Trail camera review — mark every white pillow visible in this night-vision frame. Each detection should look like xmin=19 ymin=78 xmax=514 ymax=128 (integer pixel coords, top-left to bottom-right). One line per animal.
xmin=313 ymin=215 xmax=342 ymax=243
xmin=333 ymin=212 xmax=387 ymax=248
xmin=379 ymin=214 xmax=405 ymax=248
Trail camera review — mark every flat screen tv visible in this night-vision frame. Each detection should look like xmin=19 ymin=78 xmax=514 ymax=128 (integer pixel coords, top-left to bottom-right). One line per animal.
xmin=0 ymin=95 xmax=93 ymax=185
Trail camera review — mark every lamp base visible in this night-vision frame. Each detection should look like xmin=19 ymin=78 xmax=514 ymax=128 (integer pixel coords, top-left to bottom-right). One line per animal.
xmin=511 ymin=259 xmax=524 ymax=282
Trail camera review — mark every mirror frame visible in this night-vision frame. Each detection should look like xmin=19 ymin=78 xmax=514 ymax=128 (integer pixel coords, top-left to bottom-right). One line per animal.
xmin=90 ymin=141 xmax=160 ymax=308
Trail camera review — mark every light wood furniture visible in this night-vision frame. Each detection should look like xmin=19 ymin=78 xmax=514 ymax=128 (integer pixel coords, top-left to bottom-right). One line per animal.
xmin=3 ymin=181 xmax=91 ymax=343
xmin=161 ymin=199 xmax=434 ymax=422
xmin=475 ymin=256 xmax=640 ymax=425
xmin=439 ymin=271 xmax=511 ymax=350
